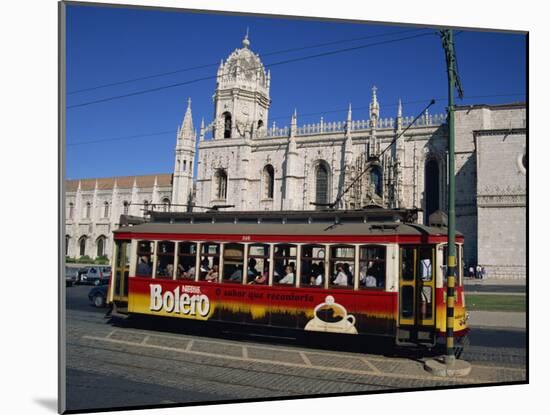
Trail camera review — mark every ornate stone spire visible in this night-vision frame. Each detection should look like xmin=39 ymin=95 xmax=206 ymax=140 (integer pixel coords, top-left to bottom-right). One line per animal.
xmin=346 ymin=103 xmax=352 ymax=132
xmin=344 ymin=104 xmax=354 ymax=163
xmin=199 ymin=118 xmax=205 ymax=141
xmin=369 ymin=85 xmax=380 ymax=123
xmin=396 ymin=98 xmax=403 ymax=131
xmin=242 ymin=27 xmax=250 ymax=48
xmin=290 ymin=109 xmax=297 ymax=139
xmin=179 ymin=97 xmax=195 ymax=140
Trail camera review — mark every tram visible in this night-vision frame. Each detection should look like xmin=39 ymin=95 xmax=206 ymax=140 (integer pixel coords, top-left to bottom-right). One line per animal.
xmin=107 ymin=208 xmax=468 ymax=350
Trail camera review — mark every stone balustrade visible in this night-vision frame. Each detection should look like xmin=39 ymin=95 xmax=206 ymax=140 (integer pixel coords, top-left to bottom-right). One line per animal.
xmin=264 ymin=112 xmax=447 ymax=138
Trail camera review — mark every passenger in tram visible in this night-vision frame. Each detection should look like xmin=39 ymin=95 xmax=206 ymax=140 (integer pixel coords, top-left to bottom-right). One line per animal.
xmin=310 ymin=263 xmax=324 ymax=286
xmin=278 ymin=265 xmax=295 ymax=284
xmin=229 ymin=265 xmax=243 ymax=281
xmin=137 ymin=256 xmax=152 ymax=276
xmin=332 ymin=263 xmax=348 ymax=286
xmin=165 ymin=263 xmax=174 ymax=278
xmin=177 ymin=263 xmax=195 ymax=280
xmin=343 ymin=263 xmax=354 ymax=286
xmin=248 ymin=258 xmax=260 ymax=278
xmin=249 ymin=263 xmax=268 ymax=285
xmin=205 ymin=264 xmax=219 ymax=282
xmin=199 ymin=257 xmax=210 ymax=279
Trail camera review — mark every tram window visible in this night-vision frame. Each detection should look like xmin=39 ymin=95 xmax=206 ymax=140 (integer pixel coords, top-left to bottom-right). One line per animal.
xmin=359 ymin=245 xmax=386 ymax=289
xmin=329 ymin=245 xmax=354 ymax=288
xmin=401 ymin=286 xmax=414 ymax=318
xmin=223 ymin=243 xmax=245 ymax=283
xmin=418 ymin=246 xmax=433 ymax=281
xmin=155 ymin=241 xmax=175 ymax=279
xmin=301 ymin=244 xmax=325 ymax=287
xmin=401 ymin=246 xmax=415 ymax=281
xmin=199 ymin=242 xmax=220 ymax=281
xmin=115 ymin=240 xmax=130 ymax=295
xmin=442 ymin=244 xmax=460 ymax=282
xmin=248 ymin=244 xmax=270 ymax=285
xmin=273 ymin=244 xmax=297 ymax=285
xmin=177 ymin=242 xmax=197 ymax=280
xmin=136 ymin=241 xmax=153 ymax=277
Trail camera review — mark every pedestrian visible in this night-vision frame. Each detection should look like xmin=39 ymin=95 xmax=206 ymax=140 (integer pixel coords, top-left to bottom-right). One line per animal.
xmin=481 ymin=266 xmax=486 ymax=279
xmin=468 ymin=265 xmax=475 ymax=279
xmin=476 ymin=264 xmax=482 ymax=279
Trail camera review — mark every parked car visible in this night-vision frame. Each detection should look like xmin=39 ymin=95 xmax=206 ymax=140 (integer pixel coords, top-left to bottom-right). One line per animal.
xmin=88 ymin=285 xmax=108 ymax=308
xmin=65 ymin=267 xmax=79 ymax=286
xmin=80 ymin=266 xmax=111 ymax=286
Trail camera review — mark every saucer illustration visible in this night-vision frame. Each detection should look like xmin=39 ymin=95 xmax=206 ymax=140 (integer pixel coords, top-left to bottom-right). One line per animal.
xmin=304 ymin=295 xmax=358 ymax=334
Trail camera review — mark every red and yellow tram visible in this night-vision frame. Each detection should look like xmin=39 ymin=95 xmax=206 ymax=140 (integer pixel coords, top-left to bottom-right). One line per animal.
xmin=107 ymin=209 xmax=468 ymax=349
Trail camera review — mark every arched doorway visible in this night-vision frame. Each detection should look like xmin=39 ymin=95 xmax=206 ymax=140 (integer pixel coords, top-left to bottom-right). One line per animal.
xmin=425 ymin=158 xmax=440 ymax=222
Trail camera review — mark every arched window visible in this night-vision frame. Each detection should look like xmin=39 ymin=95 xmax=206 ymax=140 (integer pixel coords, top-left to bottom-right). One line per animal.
xmin=123 ymin=201 xmax=129 ymax=215
xmin=183 ymin=160 xmax=187 ymax=171
xmin=68 ymin=202 xmax=74 ymax=220
xmin=190 ymin=161 xmax=193 ymax=172
xmin=263 ymin=164 xmax=274 ymax=199
xmin=369 ymin=166 xmax=383 ymax=197
xmin=215 ymin=169 xmax=228 ymax=200
xmin=425 ymin=159 xmax=440 ymax=221
xmin=65 ymin=235 xmax=70 ymax=256
xmin=162 ymin=198 xmax=171 ymax=212
xmin=223 ymin=112 xmax=232 ymax=138
xmin=96 ymin=236 xmax=106 ymax=257
xmin=103 ymin=201 xmax=109 ymax=218
xmin=85 ymin=202 xmax=91 ymax=219
xmin=257 ymin=120 xmax=264 ymax=130
xmin=79 ymin=236 xmax=87 ymax=257
xmin=143 ymin=200 xmax=149 ymax=216
xmin=315 ymin=163 xmax=329 ymax=207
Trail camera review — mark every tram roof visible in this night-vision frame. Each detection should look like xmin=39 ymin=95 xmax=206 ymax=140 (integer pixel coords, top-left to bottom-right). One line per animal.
xmin=114 ymin=209 xmax=462 ymax=238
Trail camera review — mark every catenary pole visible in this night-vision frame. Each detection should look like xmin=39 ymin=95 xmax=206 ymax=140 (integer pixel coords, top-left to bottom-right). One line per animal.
xmin=443 ymin=29 xmax=457 ymax=366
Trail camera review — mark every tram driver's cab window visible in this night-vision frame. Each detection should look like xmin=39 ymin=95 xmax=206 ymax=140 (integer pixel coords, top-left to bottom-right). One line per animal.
xmin=273 ymin=244 xmax=297 ymax=285
xmin=223 ymin=243 xmax=245 ymax=283
xmin=177 ymin=242 xmax=197 ymax=280
xmin=329 ymin=245 xmax=354 ymax=288
xmin=248 ymin=244 xmax=270 ymax=285
xmin=155 ymin=241 xmax=175 ymax=279
xmin=359 ymin=245 xmax=386 ymax=289
xmin=136 ymin=241 xmax=154 ymax=277
xmin=301 ymin=244 xmax=325 ymax=287
xmin=199 ymin=242 xmax=220 ymax=282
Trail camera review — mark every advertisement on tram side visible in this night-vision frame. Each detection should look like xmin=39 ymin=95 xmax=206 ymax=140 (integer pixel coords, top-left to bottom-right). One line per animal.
xmin=128 ymin=277 xmax=398 ymax=335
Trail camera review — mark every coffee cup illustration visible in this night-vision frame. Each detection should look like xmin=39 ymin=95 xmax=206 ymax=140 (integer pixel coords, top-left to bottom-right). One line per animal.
xmin=304 ymin=295 xmax=358 ymax=334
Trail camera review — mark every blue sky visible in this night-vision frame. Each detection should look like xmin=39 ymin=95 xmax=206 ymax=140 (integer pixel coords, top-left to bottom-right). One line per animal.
xmin=65 ymin=4 xmax=526 ymax=180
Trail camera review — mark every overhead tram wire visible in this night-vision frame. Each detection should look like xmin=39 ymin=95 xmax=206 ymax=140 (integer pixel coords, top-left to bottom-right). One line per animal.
xmin=66 ymin=92 xmax=524 ymax=147
xmin=67 ymin=31 xmax=437 ymax=110
xmin=67 ymin=130 xmax=175 ymax=147
xmin=68 ymin=27 xmax=427 ymax=95
xmin=268 ymin=92 xmax=525 ymax=122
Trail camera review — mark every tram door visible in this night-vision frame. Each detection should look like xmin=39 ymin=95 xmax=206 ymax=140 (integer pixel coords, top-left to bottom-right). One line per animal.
xmin=112 ymin=239 xmax=130 ymax=303
xmin=398 ymin=245 xmax=436 ymax=344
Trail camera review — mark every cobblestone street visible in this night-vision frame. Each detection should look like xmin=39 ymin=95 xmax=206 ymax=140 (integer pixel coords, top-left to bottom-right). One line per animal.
xmin=65 ymin=286 xmax=526 ymax=412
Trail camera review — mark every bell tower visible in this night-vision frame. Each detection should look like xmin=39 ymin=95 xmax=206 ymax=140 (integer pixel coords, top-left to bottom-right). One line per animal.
xmin=172 ymin=98 xmax=196 ymax=211
xmin=212 ymin=32 xmax=271 ymax=139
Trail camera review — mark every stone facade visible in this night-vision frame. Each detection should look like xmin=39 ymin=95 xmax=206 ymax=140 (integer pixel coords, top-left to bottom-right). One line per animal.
xmin=64 ymin=35 xmax=527 ymax=279
xmin=65 ymin=174 xmax=173 ymax=260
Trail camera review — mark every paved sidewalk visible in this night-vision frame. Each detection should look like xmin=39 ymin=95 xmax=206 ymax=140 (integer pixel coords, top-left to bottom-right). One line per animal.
xmin=468 ymin=310 xmax=526 ymax=330
xmin=464 ymin=277 xmax=525 ymax=286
